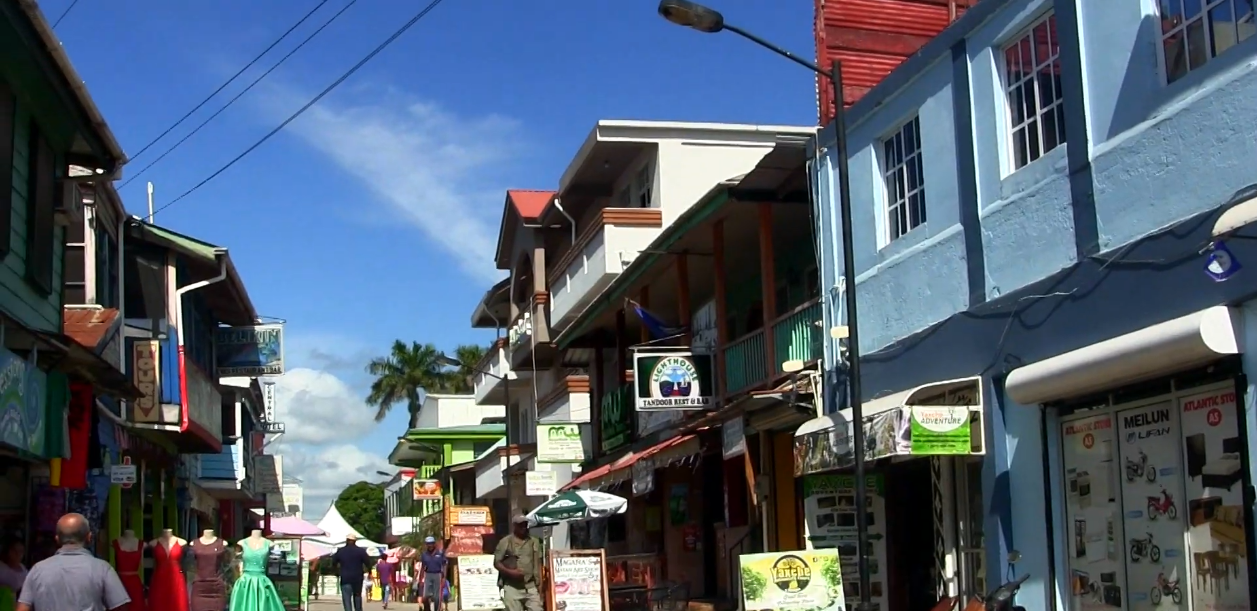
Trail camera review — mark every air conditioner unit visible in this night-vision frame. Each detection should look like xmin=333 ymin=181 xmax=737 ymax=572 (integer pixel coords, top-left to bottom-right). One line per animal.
xmin=54 ymin=181 xmax=84 ymax=227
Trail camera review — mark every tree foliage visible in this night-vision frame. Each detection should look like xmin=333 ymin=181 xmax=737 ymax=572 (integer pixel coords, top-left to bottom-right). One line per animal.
xmin=334 ymin=481 xmax=386 ymax=542
xmin=364 ymin=340 xmax=490 ymax=421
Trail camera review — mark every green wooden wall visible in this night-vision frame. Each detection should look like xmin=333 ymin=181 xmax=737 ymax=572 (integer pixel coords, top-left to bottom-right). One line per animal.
xmin=3 ymin=100 xmax=64 ymax=333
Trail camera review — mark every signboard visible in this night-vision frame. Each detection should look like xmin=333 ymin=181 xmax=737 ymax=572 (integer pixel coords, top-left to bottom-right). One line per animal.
xmin=110 ymin=458 xmax=137 ymax=487
xmin=0 ymin=347 xmax=43 ymax=456
xmin=738 ymin=549 xmax=846 ymax=611
xmin=537 ymin=423 xmax=584 ymax=463
xmin=600 ymin=387 xmax=632 ymax=454
xmin=214 ymin=324 xmax=285 ymax=376
xmin=509 ymin=311 xmax=532 ymax=350
xmin=548 ymin=549 xmax=609 ymax=611
xmin=722 ymin=417 xmax=747 ymax=459
xmin=447 ymin=524 xmax=495 ymax=557
xmin=131 ymin=340 xmax=161 ymax=424
xmin=525 ymin=471 xmax=557 ymax=496
xmin=632 ymin=349 xmax=715 ymax=411
xmin=412 ymin=479 xmax=443 ymax=501
xmin=449 ymin=506 xmax=492 ymax=527
xmin=263 ymin=382 xmax=277 ymax=422
xmin=254 ymin=455 xmax=282 ymax=494
xmin=457 ymin=555 xmax=504 ymax=609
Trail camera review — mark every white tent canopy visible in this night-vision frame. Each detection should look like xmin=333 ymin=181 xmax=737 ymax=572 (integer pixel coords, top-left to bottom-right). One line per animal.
xmin=304 ymin=504 xmax=386 ymax=555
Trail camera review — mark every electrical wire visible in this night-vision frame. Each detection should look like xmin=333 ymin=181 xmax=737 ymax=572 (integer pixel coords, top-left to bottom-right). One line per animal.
xmin=51 ymin=0 xmax=80 ymax=28
xmin=127 ymin=0 xmax=333 ymax=163
xmin=119 ymin=0 xmax=361 ymax=189
xmin=151 ymin=0 xmax=450 ymax=215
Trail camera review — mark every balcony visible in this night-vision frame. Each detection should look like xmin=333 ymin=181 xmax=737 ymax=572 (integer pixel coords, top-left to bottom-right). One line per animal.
xmin=473 ymin=339 xmax=527 ymax=405
xmin=538 ymin=374 xmax=591 ymax=423
xmin=723 ymin=298 xmax=823 ymax=396
xmin=548 ymin=208 xmax=663 ymax=332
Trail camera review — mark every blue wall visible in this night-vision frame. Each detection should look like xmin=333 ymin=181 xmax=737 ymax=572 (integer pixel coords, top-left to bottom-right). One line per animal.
xmin=811 ymin=0 xmax=1257 ymax=604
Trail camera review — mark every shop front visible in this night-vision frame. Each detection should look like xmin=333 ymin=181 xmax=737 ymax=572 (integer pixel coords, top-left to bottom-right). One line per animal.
xmin=1003 ymin=305 xmax=1255 ymax=611
xmin=793 ymin=377 xmax=989 ymax=611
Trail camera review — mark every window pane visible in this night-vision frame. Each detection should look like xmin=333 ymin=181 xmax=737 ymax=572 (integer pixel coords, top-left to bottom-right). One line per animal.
xmin=1009 ymin=84 xmax=1027 ymax=125
xmin=1054 ymin=103 xmax=1067 ymax=146
xmin=1162 ymin=0 xmax=1186 ymax=33
xmin=1005 ymin=45 xmax=1022 ymax=83
xmin=1239 ymin=0 xmax=1255 ymax=41
xmin=1184 ymin=0 xmax=1203 ymax=18
xmin=1026 ymin=118 xmax=1042 ymax=163
xmin=1042 ymin=105 xmax=1059 ymax=151
xmin=1186 ymin=17 xmax=1209 ymax=69
xmin=1165 ymin=32 xmax=1189 ymax=81
xmin=1209 ymin=1 xmax=1238 ymax=56
xmin=1013 ymin=127 xmax=1030 ymax=169
xmin=1020 ymin=80 xmax=1037 ymax=124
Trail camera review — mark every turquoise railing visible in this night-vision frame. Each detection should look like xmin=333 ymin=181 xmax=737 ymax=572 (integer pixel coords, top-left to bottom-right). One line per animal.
xmin=772 ymin=298 xmax=823 ymax=375
xmin=723 ymin=329 xmax=767 ymax=395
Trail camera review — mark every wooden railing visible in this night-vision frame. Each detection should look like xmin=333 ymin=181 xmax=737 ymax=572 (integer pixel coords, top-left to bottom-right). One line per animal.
xmin=723 ymin=329 xmax=767 ymax=395
xmin=771 ymin=298 xmax=823 ymax=375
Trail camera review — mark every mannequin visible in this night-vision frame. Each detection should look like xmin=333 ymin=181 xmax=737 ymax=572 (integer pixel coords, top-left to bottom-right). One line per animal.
xmin=230 ymin=530 xmax=284 ymax=611
xmin=190 ymin=529 xmax=228 ymax=611
xmin=148 ymin=529 xmax=189 ymax=611
xmin=112 ymin=530 xmax=146 ymax=611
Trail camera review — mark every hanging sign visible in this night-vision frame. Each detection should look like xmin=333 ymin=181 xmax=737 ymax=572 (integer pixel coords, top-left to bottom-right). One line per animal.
xmin=525 ymin=471 xmax=557 ymax=496
xmin=632 ymin=348 xmax=715 ymax=411
xmin=111 ymin=457 xmax=137 ymax=488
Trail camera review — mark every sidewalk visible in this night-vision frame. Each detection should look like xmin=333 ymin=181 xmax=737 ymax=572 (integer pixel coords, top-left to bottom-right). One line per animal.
xmin=307 ymin=598 xmax=403 ymax=610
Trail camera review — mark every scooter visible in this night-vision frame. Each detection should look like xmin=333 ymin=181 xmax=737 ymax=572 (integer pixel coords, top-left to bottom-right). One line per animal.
xmin=1150 ymin=568 xmax=1182 ymax=605
xmin=1126 ymin=449 xmax=1156 ymax=483
xmin=1146 ymin=488 xmax=1178 ymax=521
xmin=1129 ymin=533 xmax=1162 ymax=563
xmin=929 ymin=552 xmax=1029 ymax=611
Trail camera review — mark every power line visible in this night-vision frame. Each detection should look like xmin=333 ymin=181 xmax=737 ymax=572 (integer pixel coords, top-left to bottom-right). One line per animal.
xmin=152 ymin=0 xmax=450 ymax=215
xmin=127 ymin=0 xmax=333 ymax=163
xmin=120 ymin=0 xmax=361 ymax=189
xmin=51 ymin=0 xmax=80 ymax=28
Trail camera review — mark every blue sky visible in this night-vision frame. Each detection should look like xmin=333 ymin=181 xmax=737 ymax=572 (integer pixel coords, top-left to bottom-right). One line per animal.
xmin=50 ymin=0 xmax=815 ymax=519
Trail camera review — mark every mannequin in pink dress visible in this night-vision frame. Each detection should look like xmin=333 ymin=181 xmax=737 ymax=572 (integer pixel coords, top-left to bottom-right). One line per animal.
xmin=148 ymin=529 xmax=189 ymax=611
xmin=112 ymin=530 xmax=146 ymax=611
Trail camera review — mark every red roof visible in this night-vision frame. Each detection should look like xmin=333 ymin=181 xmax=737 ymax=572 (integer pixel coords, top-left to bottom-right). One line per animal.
xmin=63 ymin=308 xmax=120 ymax=349
xmin=506 ymin=190 xmax=554 ymax=220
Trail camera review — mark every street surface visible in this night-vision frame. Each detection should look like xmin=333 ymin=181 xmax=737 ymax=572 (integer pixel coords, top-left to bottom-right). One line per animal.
xmin=308 ymin=598 xmax=409 ymax=610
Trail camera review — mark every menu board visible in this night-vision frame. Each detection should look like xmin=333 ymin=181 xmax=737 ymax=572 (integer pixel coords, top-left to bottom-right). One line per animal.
xmin=1061 ymin=413 xmax=1126 ymax=610
xmin=1179 ymin=388 xmax=1250 ymax=611
xmin=457 ymin=554 xmax=503 ymax=610
xmin=549 ymin=549 xmax=608 ymax=611
xmin=1116 ymin=402 xmax=1187 ymax=611
xmin=801 ymin=475 xmax=887 ymax=611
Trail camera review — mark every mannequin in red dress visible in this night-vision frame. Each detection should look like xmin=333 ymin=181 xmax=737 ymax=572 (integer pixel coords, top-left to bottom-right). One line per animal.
xmin=148 ymin=529 xmax=189 ymax=611
xmin=112 ymin=530 xmax=146 ymax=611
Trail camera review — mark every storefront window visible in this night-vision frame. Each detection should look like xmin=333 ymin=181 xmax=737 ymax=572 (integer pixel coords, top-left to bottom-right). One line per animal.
xmin=1058 ymin=382 xmax=1250 ymax=611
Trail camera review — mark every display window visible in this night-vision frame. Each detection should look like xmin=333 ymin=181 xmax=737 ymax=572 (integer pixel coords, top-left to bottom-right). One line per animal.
xmin=1058 ymin=380 xmax=1250 ymax=611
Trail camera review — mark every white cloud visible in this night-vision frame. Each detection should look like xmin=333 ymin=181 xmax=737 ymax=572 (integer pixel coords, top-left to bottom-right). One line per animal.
xmin=277 ymin=442 xmax=391 ymax=525
xmin=271 ymin=367 xmax=378 ymax=444
xmin=275 ymin=85 xmax=517 ymax=283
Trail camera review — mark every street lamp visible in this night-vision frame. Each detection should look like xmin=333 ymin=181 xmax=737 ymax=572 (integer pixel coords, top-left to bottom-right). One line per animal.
xmin=657 ymin=3 xmax=871 ymax=609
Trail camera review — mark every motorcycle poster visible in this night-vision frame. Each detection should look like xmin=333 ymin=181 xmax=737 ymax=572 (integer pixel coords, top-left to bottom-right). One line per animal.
xmin=1178 ymin=387 xmax=1251 ymax=611
xmin=1117 ymin=401 xmax=1188 ymax=611
xmin=1061 ymin=413 xmax=1126 ymax=611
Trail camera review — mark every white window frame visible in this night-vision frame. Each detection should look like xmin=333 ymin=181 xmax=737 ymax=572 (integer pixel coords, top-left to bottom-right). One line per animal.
xmin=1158 ymin=0 xmax=1256 ymax=84
xmin=633 ymin=164 xmax=653 ymax=208
xmin=1001 ymin=12 xmax=1066 ymax=172
xmin=881 ymin=115 xmax=927 ymax=244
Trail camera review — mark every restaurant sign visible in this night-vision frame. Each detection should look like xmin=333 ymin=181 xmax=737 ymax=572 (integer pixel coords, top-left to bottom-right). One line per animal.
xmin=215 ymin=324 xmax=285 ymax=376
xmin=632 ymin=348 xmax=715 ymax=411
xmin=0 ymin=347 xmax=44 ymax=456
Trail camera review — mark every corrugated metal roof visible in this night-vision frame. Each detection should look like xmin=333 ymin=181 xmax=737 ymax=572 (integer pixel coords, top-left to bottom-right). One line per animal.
xmin=63 ymin=307 xmax=119 ymax=350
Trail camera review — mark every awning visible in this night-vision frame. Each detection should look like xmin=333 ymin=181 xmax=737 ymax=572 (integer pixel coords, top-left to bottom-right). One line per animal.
xmin=793 ymin=377 xmax=985 ymax=477
xmin=0 ymin=315 xmax=140 ymax=399
xmin=1005 ymin=306 xmax=1241 ymax=405
xmin=681 ymin=374 xmax=818 ymax=435
xmin=561 ymin=435 xmax=702 ymax=492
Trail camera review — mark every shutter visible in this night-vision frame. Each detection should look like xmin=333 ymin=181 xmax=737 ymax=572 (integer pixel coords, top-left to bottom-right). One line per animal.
xmin=26 ymin=125 xmax=55 ymax=294
xmin=0 ymin=80 xmax=13 ymax=257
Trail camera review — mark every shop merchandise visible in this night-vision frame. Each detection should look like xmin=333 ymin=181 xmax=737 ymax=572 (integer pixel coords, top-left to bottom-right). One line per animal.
xmin=229 ymin=531 xmax=285 ymax=611
xmin=149 ymin=529 xmax=189 ymax=611
xmin=190 ymin=530 xmax=228 ymax=611
xmin=112 ymin=530 xmax=146 ymax=611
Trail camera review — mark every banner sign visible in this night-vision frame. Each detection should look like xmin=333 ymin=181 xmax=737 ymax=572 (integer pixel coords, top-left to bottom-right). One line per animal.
xmin=549 ymin=550 xmax=608 ymax=611
xmin=215 ymin=324 xmax=285 ymax=376
xmin=738 ymin=549 xmax=846 ymax=611
xmin=537 ymin=423 xmax=584 ymax=463
xmin=412 ymin=479 xmax=443 ymax=501
xmin=632 ymin=348 xmax=715 ymax=411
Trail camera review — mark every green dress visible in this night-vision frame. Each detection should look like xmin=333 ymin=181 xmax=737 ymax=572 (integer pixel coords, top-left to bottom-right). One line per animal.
xmin=229 ymin=539 xmax=285 ymax=611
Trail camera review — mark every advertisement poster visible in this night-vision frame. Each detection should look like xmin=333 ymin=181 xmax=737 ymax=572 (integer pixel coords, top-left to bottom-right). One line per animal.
xmin=549 ymin=550 xmax=607 ymax=611
xmin=537 ymin=423 xmax=585 ymax=463
xmin=801 ymin=475 xmax=887 ymax=611
xmin=908 ymin=406 xmax=971 ymax=454
xmin=1061 ymin=413 xmax=1126 ymax=610
xmin=738 ymin=549 xmax=846 ymax=611
xmin=1116 ymin=402 xmax=1187 ymax=611
xmin=457 ymin=555 xmax=503 ymax=610
xmin=1179 ymin=388 xmax=1250 ymax=611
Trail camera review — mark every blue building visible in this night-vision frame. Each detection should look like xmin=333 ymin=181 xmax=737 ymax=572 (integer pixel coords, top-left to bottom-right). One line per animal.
xmin=799 ymin=0 xmax=1257 ymax=610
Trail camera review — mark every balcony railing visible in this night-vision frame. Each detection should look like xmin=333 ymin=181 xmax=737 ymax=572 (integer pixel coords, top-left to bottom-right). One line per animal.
xmin=548 ymin=208 xmax=663 ymax=330
xmin=772 ymin=298 xmax=823 ymax=375
xmin=724 ymin=330 xmax=767 ymax=396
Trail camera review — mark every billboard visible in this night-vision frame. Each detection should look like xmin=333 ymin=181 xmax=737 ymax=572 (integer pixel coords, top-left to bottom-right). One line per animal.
xmin=215 ymin=324 xmax=285 ymax=376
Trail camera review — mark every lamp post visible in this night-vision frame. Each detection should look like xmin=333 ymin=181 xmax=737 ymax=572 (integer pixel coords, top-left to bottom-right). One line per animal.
xmin=657 ymin=2 xmax=870 ymax=608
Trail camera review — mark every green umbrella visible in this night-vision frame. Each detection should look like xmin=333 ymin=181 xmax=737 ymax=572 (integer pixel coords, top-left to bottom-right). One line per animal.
xmin=526 ymin=490 xmax=628 ymax=526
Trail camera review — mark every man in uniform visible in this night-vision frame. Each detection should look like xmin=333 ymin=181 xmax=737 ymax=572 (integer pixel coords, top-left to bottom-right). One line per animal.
xmin=493 ymin=515 xmax=543 ymax=611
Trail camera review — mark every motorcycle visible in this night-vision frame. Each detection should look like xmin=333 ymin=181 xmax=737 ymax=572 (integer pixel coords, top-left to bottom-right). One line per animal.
xmin=1150 ymin=568 xmax=1182 ymax=605
xmin=1126 ymin=449 xmax=1157 ymax=482
xmin=930 ymin=552 xmax=1028 ymax=611
xmin=1147 ymin=488 xmax=1178 ymax=521
xmin=1129 ymin=533 xmax=1161 ymax=563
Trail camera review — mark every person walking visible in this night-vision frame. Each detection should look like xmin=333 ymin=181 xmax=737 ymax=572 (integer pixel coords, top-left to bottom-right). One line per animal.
xmin=330 ymin=534 xmax=370 ymax=611
xmin=493 ymin=515 xmax=543 ymax=611
xmin=16 ymin=513 xmax=131 ymax=611
xmin=376 ymin=556 xmax=396 ymax=609
xmin=417 ymin=536 xmax=447 ymax=611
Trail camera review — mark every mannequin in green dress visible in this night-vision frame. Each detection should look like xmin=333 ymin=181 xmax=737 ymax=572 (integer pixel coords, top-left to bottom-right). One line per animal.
xmin=229 ymin=530 xmax=284 ymax=611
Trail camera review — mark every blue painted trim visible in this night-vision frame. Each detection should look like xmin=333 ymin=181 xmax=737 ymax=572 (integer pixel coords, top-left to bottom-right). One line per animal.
xmin=983 ymin=376 xmax=1013 ymax=589
xmin=950 ymin=39 xmax=986 ymax=305
xmin=1053 ymin=0 xmax=1099 ymax=257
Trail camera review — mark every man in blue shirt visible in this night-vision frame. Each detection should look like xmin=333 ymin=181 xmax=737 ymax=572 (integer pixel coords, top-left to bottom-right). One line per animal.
xmin=331 ymin=535 xmax=370 ymax=611
xmin=417 ymin=536 xmax=447 ymax=611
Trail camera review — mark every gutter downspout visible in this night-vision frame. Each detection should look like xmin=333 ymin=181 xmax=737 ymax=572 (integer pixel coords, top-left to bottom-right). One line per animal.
xmin=552 ymin=197 xmax=577 ymax=244
xmin=117 ymin=214 xmax=126 ymax=418
xmin=175 ymin=250 xmax=228 ymax=434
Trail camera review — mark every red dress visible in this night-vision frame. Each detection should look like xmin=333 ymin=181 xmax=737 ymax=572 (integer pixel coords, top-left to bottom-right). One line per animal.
xmin=112 ymin=540 xmax=146 ymax=611
xmin=149 ymin=540 xmax=189 ymax=611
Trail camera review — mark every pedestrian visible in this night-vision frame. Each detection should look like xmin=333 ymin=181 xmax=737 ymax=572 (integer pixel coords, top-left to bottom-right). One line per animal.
xmin=417 ymin=536 xmax=447 ymax=611
xmin=493 ymin=515 xmax=543 ymax=611
xmin=16 ymin=513 xmax=131 ymax=611
xmin=376 ymin=556 xmax=396 ymax=609
xmin=330 ymin=534 xmax=370 ymax=611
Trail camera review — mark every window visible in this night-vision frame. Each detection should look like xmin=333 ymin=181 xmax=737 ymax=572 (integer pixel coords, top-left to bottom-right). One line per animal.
xmin=882 ymin=116 xmax=927 ymax=242
xmin=634 ymin=165 xmax=653 ymax=208
xmin=95 ymin=225 xmax=119 ymax=308
xmin=25 ymin=122 xmax=55 ymax=294
xmin=0 ymin=79 xmax=14 ymax=257
xmin=1160 ymin=0 xmax=1255 ymax=83
xmin=1003 ymin=13 xmax=1065 ymax=170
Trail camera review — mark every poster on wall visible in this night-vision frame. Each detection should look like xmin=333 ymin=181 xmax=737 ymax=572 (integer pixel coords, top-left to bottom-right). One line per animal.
xmin=738 ymin=549 xmax=846 ymax=611
xmin=549 ymin=549 xmax=608 ymax=611
xmin=1060 ymin=413 xmax=1126 ymax=611
xmin=1116 ymin=402 xmax=1188 ymax=611
xmin=1178 ymin=388 xmax=1251 ymax=611
xmin=801 ymin=475 xmax=887 ymax=611
xmin=457 ymin=555 xmax=504 ymax=609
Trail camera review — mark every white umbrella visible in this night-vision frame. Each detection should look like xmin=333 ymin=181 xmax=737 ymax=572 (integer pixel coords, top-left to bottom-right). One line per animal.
xmin=526 ymin=490 xmax=628 ymax=526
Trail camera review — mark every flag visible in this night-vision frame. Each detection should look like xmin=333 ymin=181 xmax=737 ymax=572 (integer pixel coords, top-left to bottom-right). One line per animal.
xmin=630 ymin=301 xmax=688 ymax=340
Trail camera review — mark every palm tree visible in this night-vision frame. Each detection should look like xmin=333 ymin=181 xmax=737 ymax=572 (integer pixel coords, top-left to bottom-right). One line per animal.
xmin=448 ymin=344 xmax=488 ymax=393
xmin=364 ymin=341 xmax=454 ymax=422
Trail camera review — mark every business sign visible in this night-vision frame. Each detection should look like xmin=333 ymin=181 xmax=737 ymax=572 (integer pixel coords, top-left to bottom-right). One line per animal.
xmin=254 ymin=455 xmax=282 ymax=494
xmin=110 ymin=458 xmax=138 ymax=487
xmin=537 ymin=423 xmax=584 ymax=463
xmin=215 ymin=324 xmax=285 ymax=376
xmin=722 ymin=417 xmax=747 ymax=459
xmin=0 ymin=346 xmax=43 ymax=457
xmin=632 ymin=349 xmax=715 ymax=411
xmin=131 ymin=340 xmax=161 ymax=424
xmin=509 ymin=311 xmax=532 ymax=350
xmin=525 ymin=470 xmax=557 ymax=496
xmin=412 ymin=479 xmax=443 ymax=501
xmin=738 ymin=549 xmax=846 ymax=611
xmin=263 ymin=382 xmax=276 ymax=422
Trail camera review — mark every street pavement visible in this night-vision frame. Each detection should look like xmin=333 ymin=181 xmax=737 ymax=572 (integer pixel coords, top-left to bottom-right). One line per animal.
xmin=307 ymin=597 xmax=420 ymax=610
